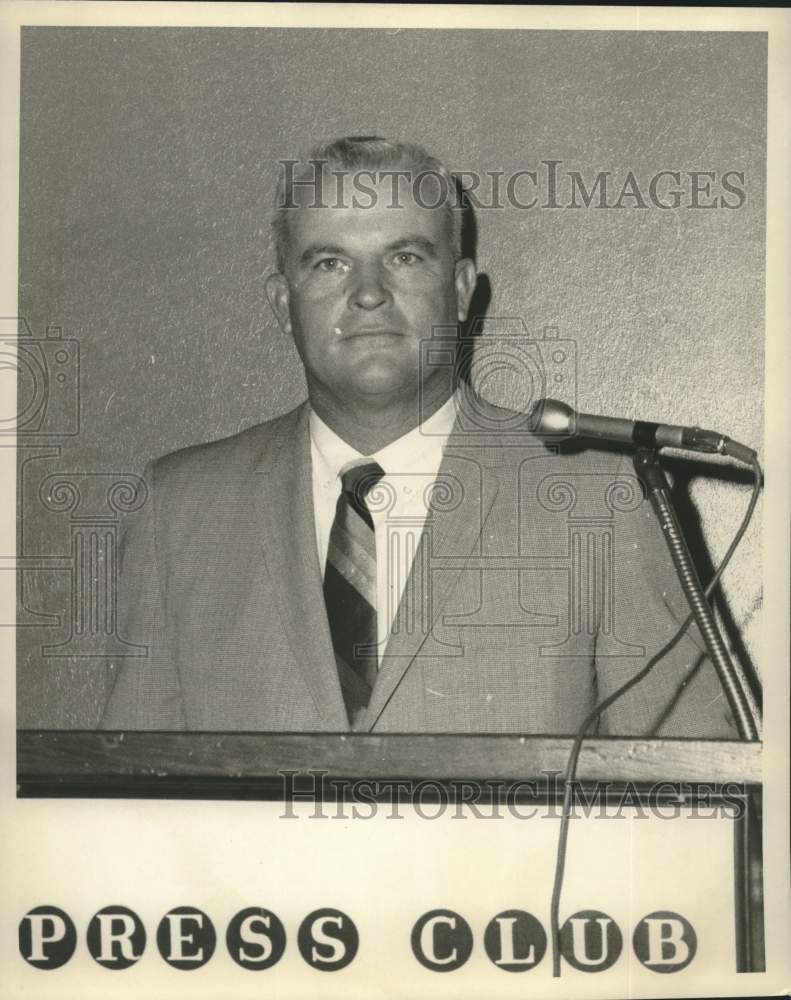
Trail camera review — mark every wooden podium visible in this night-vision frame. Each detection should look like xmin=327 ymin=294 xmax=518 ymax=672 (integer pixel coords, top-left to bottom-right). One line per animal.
xmin=17 ymin=731 xmax=765 ymax=972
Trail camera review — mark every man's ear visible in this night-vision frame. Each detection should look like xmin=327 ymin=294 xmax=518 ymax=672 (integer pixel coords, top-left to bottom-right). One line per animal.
xmin=265 ymin=272 xmax=292 ymax=335
xmin=454 ymin=258 xmax=477 ymax=322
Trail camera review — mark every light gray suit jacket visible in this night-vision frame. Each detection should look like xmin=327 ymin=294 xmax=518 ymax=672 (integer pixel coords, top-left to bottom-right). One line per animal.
xmin=100 ymin=398 xmax=737 ymax=737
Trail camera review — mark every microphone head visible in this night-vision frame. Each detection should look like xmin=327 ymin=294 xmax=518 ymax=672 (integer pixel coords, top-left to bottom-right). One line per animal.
xmin=528 ymin=398 xmax=577 ymax=436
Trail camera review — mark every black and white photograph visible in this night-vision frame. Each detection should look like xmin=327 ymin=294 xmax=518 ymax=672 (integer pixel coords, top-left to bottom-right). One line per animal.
xmin=2 ymin=3 xmax=789 ymax=997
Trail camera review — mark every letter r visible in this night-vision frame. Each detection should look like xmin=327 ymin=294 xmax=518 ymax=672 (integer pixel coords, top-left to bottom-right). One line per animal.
xmin=95 ymin=913 xmax=140 ymax=962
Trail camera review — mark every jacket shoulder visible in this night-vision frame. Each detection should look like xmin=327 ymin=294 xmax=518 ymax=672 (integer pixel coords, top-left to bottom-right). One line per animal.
xmin=148 ymin=402 xmax=308 ymax=489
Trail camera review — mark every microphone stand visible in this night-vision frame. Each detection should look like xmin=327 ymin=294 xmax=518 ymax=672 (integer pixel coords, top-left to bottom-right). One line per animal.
xmin=632 ymin=448 xmax=760 ymax=742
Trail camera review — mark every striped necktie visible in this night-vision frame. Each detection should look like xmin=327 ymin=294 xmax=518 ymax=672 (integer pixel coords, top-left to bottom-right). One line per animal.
xmin=323 ymin=461 xmax=385 ymax=726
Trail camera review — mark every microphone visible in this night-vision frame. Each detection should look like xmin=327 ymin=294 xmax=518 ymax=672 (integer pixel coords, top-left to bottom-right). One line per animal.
xmin=531 ymin=398 xmax=757 ymax=465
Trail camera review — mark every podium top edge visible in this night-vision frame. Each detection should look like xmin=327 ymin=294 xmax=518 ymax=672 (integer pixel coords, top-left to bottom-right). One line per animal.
xmin=17 ymin=731 xmax=763 ymax=786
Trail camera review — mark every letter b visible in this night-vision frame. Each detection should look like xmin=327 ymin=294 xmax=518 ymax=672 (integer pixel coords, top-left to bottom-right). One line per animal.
xmin=633 ymin=911 xmax=697 ymax=972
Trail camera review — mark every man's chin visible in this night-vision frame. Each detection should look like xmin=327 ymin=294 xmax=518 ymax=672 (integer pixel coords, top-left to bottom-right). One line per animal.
xmin=340 ymin=365 xmax=422 ymax=404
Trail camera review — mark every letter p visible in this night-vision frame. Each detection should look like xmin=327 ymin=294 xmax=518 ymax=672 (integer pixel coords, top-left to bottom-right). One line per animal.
xmin=19 ymin=906 xmax=77 ymax=969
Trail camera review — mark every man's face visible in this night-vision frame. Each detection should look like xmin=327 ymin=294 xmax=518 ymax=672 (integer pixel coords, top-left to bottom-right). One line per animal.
xmin=266 ymin=174 xmax=476 ymax=408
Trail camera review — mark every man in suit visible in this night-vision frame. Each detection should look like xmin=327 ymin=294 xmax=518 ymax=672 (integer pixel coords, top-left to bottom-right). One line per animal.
xmin=101 ymin=136 xmax=737 ymax=737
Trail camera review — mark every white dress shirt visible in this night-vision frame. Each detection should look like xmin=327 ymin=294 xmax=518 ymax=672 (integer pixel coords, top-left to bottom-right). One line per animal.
xmin=310 ymin=393 xmax=458 ymax=664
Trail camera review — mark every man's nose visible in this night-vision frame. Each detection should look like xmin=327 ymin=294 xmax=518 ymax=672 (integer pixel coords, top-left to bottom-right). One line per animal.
xmin=348 ymin=262 xmax=392 ymax=310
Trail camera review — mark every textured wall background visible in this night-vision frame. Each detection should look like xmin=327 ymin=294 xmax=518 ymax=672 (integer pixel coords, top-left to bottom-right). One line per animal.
xmin=17 ymin=27 xmax=766 ymax=727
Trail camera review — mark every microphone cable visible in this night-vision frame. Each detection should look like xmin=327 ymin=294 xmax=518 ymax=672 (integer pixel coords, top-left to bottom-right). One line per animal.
xmin=549 ymin=454 xmax=763 ymax=978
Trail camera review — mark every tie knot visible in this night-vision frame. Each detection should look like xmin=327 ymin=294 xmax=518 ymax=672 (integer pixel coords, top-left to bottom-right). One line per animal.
xmin=341 ymin=461 xmax=385 ymax=506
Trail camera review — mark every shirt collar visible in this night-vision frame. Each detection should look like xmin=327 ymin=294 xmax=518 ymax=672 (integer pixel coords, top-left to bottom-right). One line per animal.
xmin=309 ymin=391 xmax=458 ymax=483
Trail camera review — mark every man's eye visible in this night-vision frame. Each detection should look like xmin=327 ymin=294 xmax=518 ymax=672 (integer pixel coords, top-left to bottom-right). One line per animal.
xmin=315 ymin=258 xmax=348 ymax=272
xmin=393 ymin=252 xmax=419 ymax=265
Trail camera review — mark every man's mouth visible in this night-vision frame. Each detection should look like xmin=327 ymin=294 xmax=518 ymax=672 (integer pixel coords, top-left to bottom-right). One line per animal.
xmin=335 ymin=326 xmax=404 ymax=339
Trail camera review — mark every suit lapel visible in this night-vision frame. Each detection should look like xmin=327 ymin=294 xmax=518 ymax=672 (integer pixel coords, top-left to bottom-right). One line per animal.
xmin=255 ymin=404 xmax=349 ymax=729
xmin=360 ymin=440 xmax=502 ymax=731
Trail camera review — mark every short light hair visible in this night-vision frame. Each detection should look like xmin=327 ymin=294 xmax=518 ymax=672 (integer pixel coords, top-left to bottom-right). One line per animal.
xmin=272 ymin=135 xmax=463 ymax=271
